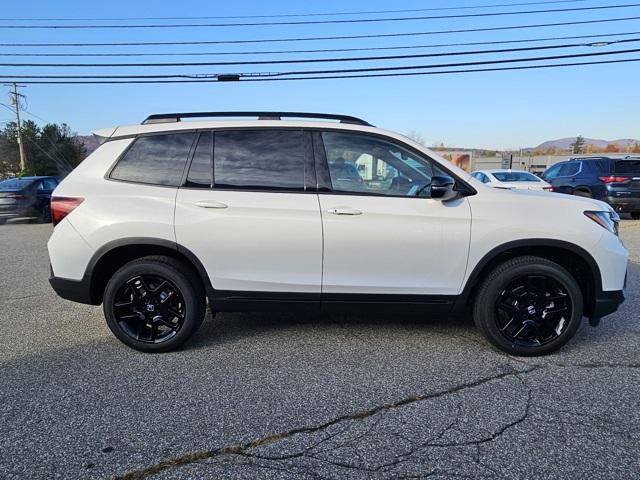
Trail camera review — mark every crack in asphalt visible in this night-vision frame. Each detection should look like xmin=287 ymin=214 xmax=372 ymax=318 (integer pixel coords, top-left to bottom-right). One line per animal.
xmin=113 ymin=365 xmax=535 ymax=480
xmin=112 ymin=361 xmax=639 ymax=480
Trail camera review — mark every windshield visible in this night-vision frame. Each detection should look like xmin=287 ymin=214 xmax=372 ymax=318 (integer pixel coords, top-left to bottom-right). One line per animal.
xmin=492 ymin=171 xmax=541 ymax=182
xmin=0 ymin=178 xmax=34 ymax=190
xmin=614 ymin=160 xmax=640 ymax=175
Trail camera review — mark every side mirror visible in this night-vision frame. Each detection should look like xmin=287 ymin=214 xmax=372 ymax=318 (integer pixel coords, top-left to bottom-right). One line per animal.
xmin=430 ymin=175 xmax=457 ymax=201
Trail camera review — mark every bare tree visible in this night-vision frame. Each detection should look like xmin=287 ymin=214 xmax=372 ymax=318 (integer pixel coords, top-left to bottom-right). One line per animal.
xmin=406 ymin=130 xmax=427 ymax=146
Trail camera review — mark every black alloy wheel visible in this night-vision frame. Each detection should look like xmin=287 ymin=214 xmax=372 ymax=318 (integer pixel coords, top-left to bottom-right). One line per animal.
xmin=113 ymin=274 xmax=186 ymax=344
xmin=495 ymin=274 xmax=572 ymax=347
xmin=473 ymin=256 xmax=583 ymax=356
xmin=103 ymin=256 xmax=206 ymax=352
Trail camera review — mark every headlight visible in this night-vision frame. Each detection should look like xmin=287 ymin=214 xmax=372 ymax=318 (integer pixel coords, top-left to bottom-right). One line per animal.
xmin=584 ymin=210 xmax=620 ymax=236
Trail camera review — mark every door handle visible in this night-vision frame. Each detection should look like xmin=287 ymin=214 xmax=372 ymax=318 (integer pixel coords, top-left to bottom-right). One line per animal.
xmin=195 ymin=200 xmax=228 ymax=209
xmin=327 ymin=207 xmax=362 ymax=215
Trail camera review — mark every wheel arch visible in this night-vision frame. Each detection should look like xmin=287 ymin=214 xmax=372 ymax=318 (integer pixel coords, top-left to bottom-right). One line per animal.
xmin=459 ymin=239 xmax=602 ymax=319
xmin=572 ymin=186 xmax=593 ymax=197
xmin=86 ymin=238 xmax=212 ymax=305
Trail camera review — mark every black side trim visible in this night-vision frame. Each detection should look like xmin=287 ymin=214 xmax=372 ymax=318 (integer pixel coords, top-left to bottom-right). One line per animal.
xmin=462 ymin=239 xmax=602 ymax=295
xmin=212 ymin=290 xmax=320 ymax=312
xmin=453 ymin=238 xmax=605 ymax=318
xmin=211 ymin=290 xmax=455 ymax=314
xmin=322 ymin=293 xmax=455 ymax=314
xmin=592 ymin=290 xmax=625 ymax=319
xmin=63 ymin=238 xmax=213 ymax=305
xmin=49 ymin=273 xmax=93 ymax=304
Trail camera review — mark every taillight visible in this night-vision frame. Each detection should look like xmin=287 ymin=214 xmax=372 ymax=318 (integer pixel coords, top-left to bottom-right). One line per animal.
xmin=599 ymin=176 xmax=630 ymax=184
xmin=543 ymin=186 xmax=553 ymax=191
xmin=51 ymin=197 xmax=84 ymax=226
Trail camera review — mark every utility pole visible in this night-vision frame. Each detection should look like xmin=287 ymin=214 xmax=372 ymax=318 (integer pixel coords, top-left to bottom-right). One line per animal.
xmin=6 ymin=83 xmax=27 ymax=174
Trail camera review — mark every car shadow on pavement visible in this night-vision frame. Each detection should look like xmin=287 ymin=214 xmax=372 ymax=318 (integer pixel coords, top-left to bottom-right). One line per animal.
xmin=186 ymin=260 xmax=638 ymax=353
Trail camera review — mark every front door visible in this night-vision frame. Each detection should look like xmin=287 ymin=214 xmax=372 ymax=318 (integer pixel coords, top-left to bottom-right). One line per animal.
xmin=315 ymin=131 xmax=472 ymax=297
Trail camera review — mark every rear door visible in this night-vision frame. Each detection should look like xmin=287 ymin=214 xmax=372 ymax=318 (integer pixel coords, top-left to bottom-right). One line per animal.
xmin=551 ymin=162 xmax=581 ymax=194
xmin=174 ymin=129 xmax=323 ymax=296
xmin=315 ymin=130 xmax=471 ymax=297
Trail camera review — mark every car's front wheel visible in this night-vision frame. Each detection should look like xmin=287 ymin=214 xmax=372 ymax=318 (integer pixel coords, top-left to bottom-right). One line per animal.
xmin=103 ymin=256 xmax=206 ymax=352
xmin=473 ymin=256 xmax=583 ymax=356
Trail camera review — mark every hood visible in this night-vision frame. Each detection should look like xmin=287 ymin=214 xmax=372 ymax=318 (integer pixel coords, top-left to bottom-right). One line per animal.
xmin=506 ymin=187 xmax=612 ymax=211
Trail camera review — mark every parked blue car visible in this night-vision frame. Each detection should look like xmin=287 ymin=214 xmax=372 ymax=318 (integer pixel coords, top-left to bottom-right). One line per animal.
xmin=542 ymin=156 xmax=640 ymax=219
xmin=0 ymin=176 xmax=60 ymax=224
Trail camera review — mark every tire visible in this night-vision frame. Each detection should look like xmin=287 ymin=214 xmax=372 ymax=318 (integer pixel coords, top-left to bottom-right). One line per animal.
xmin=0 ymin=218 xmax=6 ymax=225
xmin=103 ymin=256 xmax=206 ymax=353
xmin=37 ymin=204 xmax=52 ymax=223
xmin=631 ymin=212 xmax=640 ymax=220
xmin=573 ymin=190 xmax=592 ymax=198
xmin=473 ymin=256 xmax=583 ymax=356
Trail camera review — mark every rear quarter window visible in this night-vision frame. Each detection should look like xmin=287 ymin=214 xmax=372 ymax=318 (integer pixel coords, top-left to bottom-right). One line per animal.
xmin=110 ymin=133 xmax=196 ymax=186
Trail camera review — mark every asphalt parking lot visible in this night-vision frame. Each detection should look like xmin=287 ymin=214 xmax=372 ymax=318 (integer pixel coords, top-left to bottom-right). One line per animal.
xmin=1 ymin=222 xmax=639 ymax=480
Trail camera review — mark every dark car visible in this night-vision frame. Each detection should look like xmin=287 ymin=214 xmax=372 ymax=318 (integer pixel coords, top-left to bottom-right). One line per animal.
xmin=0 ymin=176 xmax=60 ymax=224
xmin=541 ymin=156 xmax=640 ymax=219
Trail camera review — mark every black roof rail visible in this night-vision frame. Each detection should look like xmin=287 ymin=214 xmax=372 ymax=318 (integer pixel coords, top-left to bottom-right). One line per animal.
xmin=142 ymin=111 xmax=372 ymax=126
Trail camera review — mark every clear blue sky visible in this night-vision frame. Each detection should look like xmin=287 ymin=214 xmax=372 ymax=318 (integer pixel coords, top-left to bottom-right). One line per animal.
xmin=1 ymin=0 xmax=639 ymax=149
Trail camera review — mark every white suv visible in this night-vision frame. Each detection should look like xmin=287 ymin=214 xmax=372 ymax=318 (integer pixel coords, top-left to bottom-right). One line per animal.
xmin=47 ymin=112 xmax=628 ymax=355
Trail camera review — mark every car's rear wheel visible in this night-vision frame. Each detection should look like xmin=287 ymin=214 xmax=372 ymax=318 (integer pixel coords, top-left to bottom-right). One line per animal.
xmin=631 ymin=212 xmax=640 ymax=220
xmin=103 ymin=256 xmax=206 ymax=352
xmin=473 ymin=256 xmax=583 ymax=356
xmin=573 ymin=189 xmax=592 ymax=198
xmin=36 ymin=204 xmax=52 ymax=223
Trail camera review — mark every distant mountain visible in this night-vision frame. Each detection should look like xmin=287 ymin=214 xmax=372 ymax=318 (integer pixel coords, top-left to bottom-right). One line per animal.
xmin=74 ymin=135 xmax=101 ymax=156
xmin=531 ymin=137 xmax=639 ymax=151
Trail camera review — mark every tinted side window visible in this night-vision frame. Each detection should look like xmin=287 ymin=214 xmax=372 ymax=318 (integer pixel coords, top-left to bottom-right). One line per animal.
xmin=543 ymin=163 xmax=562 ymax=179
xmin=214 ymin=130 xmax=305 ymax=191
xmin=185 ymin=131 xmax=213 ymax=188
xmin=321 ymin=131 xmax=439 ymax=197
xmin=558 ymin=162 xmax=580 ymax=176
xmin=42 ymin=178 xmax=58 ymax=190
xmin=110 ymin=133 xmax=196 ymax=186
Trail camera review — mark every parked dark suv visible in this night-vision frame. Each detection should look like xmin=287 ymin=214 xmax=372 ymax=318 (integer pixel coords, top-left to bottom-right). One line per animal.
xmin=0 ymin=176 xmax=60 ymax=224
xmin=541 ymin=156 xmax=640 ymax=219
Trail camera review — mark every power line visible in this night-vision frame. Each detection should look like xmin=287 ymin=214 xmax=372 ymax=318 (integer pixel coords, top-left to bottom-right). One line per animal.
xmin=2 ymin=39 xmax=639 ymax=68
xmin=6 ymin=57 xmax=639 ymax=83
xmin=2 ymin=15 xmax=638 ymax=47
xmin=268 ymin=46 xmax=640 ymax=76
xmin=0 ymin=1 xmax=586 ymax=21
xmin=1 ymin=3 xmax=638 ymax=29
xmin=249 ymin=57 xmax=640 ymax=81
xmin=4 ymin=47 xmax=639 ymax=82
xmin=1 ymin=31 xmax=638 ymax=57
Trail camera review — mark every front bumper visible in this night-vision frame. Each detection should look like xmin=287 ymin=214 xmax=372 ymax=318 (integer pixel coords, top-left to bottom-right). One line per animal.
xmin=591 ymin=289 xmax=625 ymax=320
xmin=604 ymin=195 xmax=640 ymax=213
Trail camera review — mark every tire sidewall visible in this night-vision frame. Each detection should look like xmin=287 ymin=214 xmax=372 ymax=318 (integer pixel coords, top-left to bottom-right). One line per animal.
xmin=103 ymin=260 xmax=203 ymax=353
xmin=476 ymin=261 xmax=583 ymax=356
